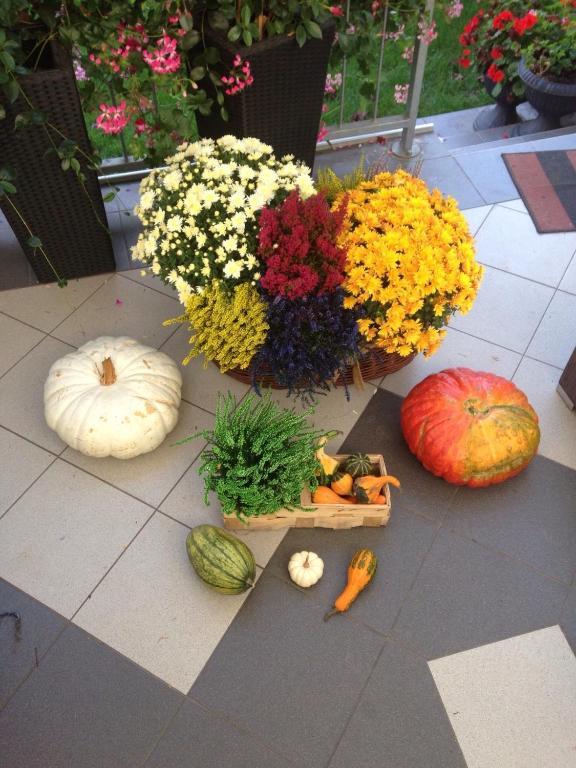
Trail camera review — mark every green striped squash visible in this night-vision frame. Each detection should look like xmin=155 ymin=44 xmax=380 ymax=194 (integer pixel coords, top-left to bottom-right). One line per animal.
xmin=343 ymin=453 xmax=373 ymax=478
xmin=186 ymin=525 xmax=256 ymax=594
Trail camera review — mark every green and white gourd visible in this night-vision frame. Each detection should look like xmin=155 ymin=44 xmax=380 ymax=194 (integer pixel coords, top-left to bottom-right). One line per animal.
xmin=186 ymin=525 xmax=256 ymax=594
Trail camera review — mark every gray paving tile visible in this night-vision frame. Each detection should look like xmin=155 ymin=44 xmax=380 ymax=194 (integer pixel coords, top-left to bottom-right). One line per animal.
xmin=120 ymin=211 xmax=143 ymax=251
xmin=0 ymin=313 xmax=44 ymax=378
xmin=453 ymin=148 xmax=520 ymax=204
xmin=0 ymin=624 xmax=183 ymax=767
xmin=560 ymin=586 xmax=576 ymax=654
xmin=420 ymin=156 xmax=486 ymax=209
xmin=145 ymin=698 xmax=295 ymax=768
xmin=0 ymin=579 xmax=66 ymax=709
xmin=189 ymin=570 xmax=385 ymax=767
xmin=340 ymin=388 xmax=459 ymax=523
xmin=394 ymin=528 xmax=568 ymax=660
xmin=445 ymin=456 xmax=576 ymax=584
xmin=330 ymin=640 xmax=467 ymax=768
xmin=269 ymin=508 xmax=436 ymax=634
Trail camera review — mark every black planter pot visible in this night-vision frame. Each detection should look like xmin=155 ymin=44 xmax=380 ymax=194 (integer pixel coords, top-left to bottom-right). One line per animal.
xmin=518 ymin=58 xmax=576 ymax=118
xmin=473 ymin=73 xmax=521 ymax=130
xmin=193 ymin=23 xmax=335 ymax=169
xmin=0 ymin=40 xmax=115 ymax=283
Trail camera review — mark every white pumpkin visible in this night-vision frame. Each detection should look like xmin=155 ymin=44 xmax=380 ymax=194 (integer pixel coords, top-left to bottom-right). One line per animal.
xmin=288 ymin=551 xmax=324 ymax=588
xmin=44 ymin=336 xmax=182 ymax=459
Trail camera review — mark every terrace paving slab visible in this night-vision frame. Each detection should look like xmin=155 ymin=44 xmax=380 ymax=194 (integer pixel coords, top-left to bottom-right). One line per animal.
xmin=0 ymin=579 xmax=66 ymax=709
xmin=189 ymin=569 xmax=386 ymax=768
xmin=0 ymin=624 xmax=182 ymax=768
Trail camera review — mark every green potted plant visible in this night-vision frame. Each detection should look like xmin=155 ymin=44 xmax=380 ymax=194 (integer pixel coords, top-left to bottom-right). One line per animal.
xmin=190 ymin=1 xmax=335 ymax=168
xmin=518 ymin=1 xmax=576 ymax=120
xmin=183 ymin=392 xmax=325 ymax=522
xmin=0 ymin=2 xmax=115 ymax=284
xmin=457 ymin=0 xmax=541 ymax=128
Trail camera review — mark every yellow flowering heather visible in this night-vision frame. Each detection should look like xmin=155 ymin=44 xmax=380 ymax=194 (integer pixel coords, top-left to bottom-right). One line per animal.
xmin=337 ymin=170 xmax=483 ymax=357
xmin=165 ymin=281 xmax=269 ymax=372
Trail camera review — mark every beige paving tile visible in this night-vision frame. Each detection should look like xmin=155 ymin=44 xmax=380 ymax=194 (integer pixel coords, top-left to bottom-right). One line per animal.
xmin=51 ymin=274 xmax=180 ymax=349
xmin=0 ymin=427 xmax=54 ymax=516
xmin=0 ymin=313 xmax=44 ymax=377
xmin=380 ymin=327 xmax=521 ymax=398
xmin=61 ymin=401 xmax=214 ymax=508
xmin=159 ymin=326 xmax=250 ymax=413
xmin=119 ymin=268 xmax=180 ymax=299
xmin=451 ymin=266 xmax=554 ymax=353
xmin=512 ymin=357 xmax=576 ymax=471
xmin=74 ymin=512 xmax=256 ymax=693
xmin=498 ymin=198 xmax=528 ymax=214
xmin=159 ymin=459 xmax=286 ymax=568
xmin=267 ymin=382 xmax=380 ymax=452
xmin=0 ymin=460 xmax=151 ymax=618
xmin=429 ymin=626 xmax=576 ymax=768
xmin=559 ymin=254 xmax=576 ymax=295
xmin=526 ymin=290 xmax=576 ymax=369
xmin=0 ymin=274 xmax=110 ymax=332
xmin=462 ymin=204 xmax=492 ymax=236
xmin=474 ymin=205 xmax=576 ymax=286
xmin=0 ymin=336 xmax=73 ymax=453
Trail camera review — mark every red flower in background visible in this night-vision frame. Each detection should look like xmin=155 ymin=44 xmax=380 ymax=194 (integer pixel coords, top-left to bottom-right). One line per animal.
xmin=492 ymin=9 xmax=514 ymax=29
xmin=258 ymin=192 xmax=348 ymax=300
xmin=490 ymin=46 xmax=504 ymax=60
xmin=486 ymin=62 xmax=505 ymax=83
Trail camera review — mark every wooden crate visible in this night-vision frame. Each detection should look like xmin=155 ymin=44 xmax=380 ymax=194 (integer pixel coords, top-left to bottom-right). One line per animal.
xmin=223 ymin=454 xmax=391 ymax=531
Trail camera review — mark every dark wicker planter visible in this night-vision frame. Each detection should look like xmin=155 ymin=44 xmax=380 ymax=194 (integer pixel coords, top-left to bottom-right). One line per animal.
xmin=518 ymin=58 xmax=576 ymax=118
xmin=193 ymin=23 xmax=335 ymax=169
xmin=0 ymin=40 xmax=115 ymax=283
xmin=220 ymin=347 xmax=417 ymax=390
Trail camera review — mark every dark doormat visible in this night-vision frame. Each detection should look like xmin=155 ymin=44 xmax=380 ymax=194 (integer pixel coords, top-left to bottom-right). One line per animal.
xmin=502 ymin=150 xmax=576 ymax=233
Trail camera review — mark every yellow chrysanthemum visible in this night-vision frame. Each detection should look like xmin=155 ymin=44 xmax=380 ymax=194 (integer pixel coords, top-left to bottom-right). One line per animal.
xmin=335 ymin=170 xmax=483 ymax=357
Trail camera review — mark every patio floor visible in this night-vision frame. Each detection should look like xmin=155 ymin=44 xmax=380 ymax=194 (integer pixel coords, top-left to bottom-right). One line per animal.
xmin=0 ymin=121 xmax=575 ymax=767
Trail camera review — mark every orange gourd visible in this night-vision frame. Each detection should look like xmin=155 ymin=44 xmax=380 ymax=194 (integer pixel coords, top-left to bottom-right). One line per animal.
xmin=324 ymin=549 xmax=378 ymax=620
xmin=312 ymin=486 xmax=354 ymax=505
xmin=353 ymin=474 xmax=401 ymax=503
xmin=374 ymin=494 xmax=386 ymax=504
xmin=330 ymin=472 xmax=354 ymax=496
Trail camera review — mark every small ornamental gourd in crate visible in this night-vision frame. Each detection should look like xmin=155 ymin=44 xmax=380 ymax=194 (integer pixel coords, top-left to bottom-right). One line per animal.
xmin=223 ymin=454 xmax=394 ymax=531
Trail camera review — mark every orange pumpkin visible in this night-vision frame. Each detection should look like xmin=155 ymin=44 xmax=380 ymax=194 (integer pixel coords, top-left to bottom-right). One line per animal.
xmin=400 ymin=368 xmax=540 ymax=487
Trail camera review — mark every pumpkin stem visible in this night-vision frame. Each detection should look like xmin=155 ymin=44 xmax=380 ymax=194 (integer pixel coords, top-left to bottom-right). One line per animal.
xmin=303 ymin=553 xmax=310 ymax=568
xmin=100 ymin=357 xmax=117 ymax=386
xmin=323 ymin=608 xmax=340 ymax=622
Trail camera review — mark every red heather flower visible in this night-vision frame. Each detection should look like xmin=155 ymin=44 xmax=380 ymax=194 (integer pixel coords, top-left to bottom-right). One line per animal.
xmin=258 ymin=192 xmax=347 ymax=300
xmin=486 ymin=63 xmax=505 ymax=83
xmin=490 ymin=47 xmax=504 ymax=60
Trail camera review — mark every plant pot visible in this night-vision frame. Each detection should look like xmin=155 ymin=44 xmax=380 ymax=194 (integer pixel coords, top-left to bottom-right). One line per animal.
xmin=518 ymin=58 xmax=576 ymax=119
xmin=220 ymin=346 xmax=417 ymax=390
xmin=193 ymin=23 xmax=335 ymax=169
xmin=0 ymin=40 xmax=115 ymax=283
xmin=473 ymin=73 xmax=521 ymax=130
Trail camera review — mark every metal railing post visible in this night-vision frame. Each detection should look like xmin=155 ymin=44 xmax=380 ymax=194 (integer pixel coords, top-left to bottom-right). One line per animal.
xmin=397 ymin=0 xmax=435 ymax=157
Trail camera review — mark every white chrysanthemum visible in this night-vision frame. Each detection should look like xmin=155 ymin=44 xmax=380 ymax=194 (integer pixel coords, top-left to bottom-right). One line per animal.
xmin=167 ymin=215 xmax=183 ymax=232
xmin=223 ymin=259 xmax=244 ymax=279
xmin=139 ymin=190 xmax=155 ymax=210
xmin=163 ymin=170 xmax=182 ymax=191
xmin=296 ymin=173 xmax=315 ymax=199
xmin=151 ymin=261 xmax=161 ymax=275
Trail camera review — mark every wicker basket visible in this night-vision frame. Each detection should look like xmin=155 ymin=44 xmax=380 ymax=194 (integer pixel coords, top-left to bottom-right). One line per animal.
xmin=221 ymin=347 xmax=417 ymax=389
xmin=0 ymin=40 xmax=115 ymax=283
xmin=193 ymin=23 xmax=335 ymax=169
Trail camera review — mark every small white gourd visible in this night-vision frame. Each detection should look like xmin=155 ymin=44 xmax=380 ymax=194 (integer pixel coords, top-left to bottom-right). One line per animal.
xmin=44 ymin=336 xmax=182 ymax=459
xmin=288 ymin=551 xmax=324 ymax=588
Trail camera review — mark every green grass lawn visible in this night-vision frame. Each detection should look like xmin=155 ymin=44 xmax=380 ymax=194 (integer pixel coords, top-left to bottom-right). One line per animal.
xmin=88 ymin=3 xmax=489 ymax=161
